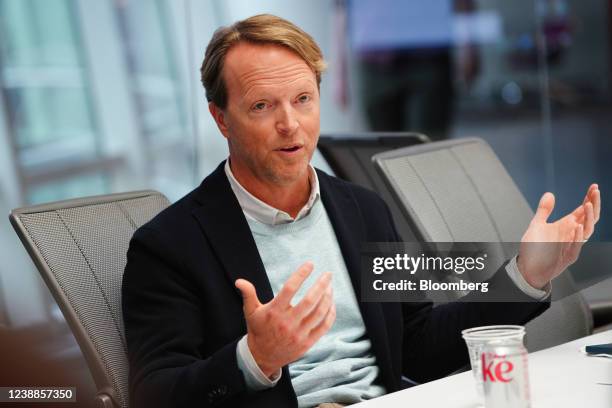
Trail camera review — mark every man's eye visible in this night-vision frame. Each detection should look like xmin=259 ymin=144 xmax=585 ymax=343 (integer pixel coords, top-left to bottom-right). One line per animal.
xmin=298 ymin=95 xmax=311 ymax=103
xmin=252 ymin=102 xmax=267 ymax=111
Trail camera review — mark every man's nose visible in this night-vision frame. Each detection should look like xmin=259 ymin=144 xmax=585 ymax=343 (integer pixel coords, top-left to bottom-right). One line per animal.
xmin=275 ymin=103 xmax=299 ymax=136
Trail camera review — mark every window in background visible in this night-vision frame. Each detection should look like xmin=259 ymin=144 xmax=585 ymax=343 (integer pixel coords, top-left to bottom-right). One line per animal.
xmin=26 ymin=173 xmax=110 ymax=205
xmin=114 ymin=0 xmax=195 ymax=200
xmin=0 ymin=0 xmax=108 ymax=205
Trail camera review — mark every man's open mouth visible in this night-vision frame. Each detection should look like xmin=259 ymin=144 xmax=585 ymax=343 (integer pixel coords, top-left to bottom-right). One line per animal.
xmin=278 ymin=145 xmax=302 ymax=152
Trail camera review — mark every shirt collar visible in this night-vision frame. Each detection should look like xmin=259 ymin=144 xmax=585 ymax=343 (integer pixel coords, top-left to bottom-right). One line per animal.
xmin=224 ymin=159 xmax=321 ymax=225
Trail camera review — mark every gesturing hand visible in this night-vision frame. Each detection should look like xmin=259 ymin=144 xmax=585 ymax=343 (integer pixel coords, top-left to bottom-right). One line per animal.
xmin=518 ymin=184 xmax=601 ymax=289
xmin=234 ymin=261 xmax=336 ymax=378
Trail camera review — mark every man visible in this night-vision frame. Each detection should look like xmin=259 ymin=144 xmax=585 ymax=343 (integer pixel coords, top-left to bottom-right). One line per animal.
xmin=122 ymin=14 xmax=600 ymax=408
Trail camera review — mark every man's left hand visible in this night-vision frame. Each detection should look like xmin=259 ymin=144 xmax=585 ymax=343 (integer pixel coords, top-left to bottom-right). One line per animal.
xmin=517 ymin=184 xmax=601 ymax=289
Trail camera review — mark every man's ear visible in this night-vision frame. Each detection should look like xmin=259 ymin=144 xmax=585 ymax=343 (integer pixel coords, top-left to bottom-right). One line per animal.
xmin=208 ymin=102 xmax=230 ymax=139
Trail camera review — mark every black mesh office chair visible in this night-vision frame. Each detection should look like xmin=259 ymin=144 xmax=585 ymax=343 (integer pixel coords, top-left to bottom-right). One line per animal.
xmin=372 ymin=138 xmax=599 ymax=351
xmin=9 ymin=191 xmax=170 ymax=408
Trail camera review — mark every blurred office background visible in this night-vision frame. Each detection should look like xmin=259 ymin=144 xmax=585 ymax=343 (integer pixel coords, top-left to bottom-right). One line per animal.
xmin=0 ymin=0 xmax=610 ymax=405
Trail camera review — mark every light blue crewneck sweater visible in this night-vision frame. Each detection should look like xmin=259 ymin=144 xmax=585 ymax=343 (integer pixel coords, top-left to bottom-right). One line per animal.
xmin=245 ymin=197 xmax=386 ymax=407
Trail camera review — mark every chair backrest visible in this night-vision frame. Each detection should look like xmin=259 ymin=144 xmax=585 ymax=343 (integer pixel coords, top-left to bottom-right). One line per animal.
xmin=9 ymin=191 xmax=170 ymax=408
xmin=372 ymin=138 xmax=592 ymax=351
xmin=318 ymin=132 xmax=429 ymax=241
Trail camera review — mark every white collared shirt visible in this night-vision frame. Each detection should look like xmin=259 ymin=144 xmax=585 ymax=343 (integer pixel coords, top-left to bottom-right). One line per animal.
xmin=224 ymin=159 xmax=321 ymax=225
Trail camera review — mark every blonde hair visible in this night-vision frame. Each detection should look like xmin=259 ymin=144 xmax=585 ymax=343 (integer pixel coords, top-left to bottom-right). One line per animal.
xmin=200 ymin=14 xmax=326 ymax=109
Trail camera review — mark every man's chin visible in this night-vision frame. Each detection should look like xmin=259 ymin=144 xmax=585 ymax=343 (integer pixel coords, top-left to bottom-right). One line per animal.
xmin=268 ymin=163 xmax=309 ymax=186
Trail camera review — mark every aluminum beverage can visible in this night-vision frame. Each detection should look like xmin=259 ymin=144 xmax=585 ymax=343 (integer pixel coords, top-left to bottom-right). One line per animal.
xmin=481 ymin=343 xmax=531 ymax=408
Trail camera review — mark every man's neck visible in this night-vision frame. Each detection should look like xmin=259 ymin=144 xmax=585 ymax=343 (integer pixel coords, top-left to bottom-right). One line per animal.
xmin=229 ymin=161 xmax=311 ymax=218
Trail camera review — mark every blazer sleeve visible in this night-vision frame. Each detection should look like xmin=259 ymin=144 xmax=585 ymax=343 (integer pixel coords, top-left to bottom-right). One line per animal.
xmin=378 ymin=197 xmax=550 ymax=383
xmin=122 ymin=226 xmax=247 ymax=408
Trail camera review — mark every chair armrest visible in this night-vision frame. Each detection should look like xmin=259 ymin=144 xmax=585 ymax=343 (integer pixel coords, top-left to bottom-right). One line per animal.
xmin=95 ymin=393 xmax=118 ymax=408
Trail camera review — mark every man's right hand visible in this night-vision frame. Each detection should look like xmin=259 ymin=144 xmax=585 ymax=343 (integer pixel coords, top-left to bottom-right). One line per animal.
xmin=235 ymin=261 xmax=336 ymax=378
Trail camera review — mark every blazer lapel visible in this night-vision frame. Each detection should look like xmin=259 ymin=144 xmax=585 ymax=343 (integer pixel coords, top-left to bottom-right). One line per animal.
xmin=191 ymin=161 xmax=275 ymax=304
xmin=317 ymin=170 xmax=397 ymax=391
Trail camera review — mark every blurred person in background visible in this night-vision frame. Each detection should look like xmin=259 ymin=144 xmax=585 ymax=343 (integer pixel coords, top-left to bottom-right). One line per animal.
xmin=336 ymin=0 xmax=480 ymax=140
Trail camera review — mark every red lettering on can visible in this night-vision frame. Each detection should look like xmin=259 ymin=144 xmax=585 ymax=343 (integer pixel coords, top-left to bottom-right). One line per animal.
xmin=495 ymin=361 xmax=513 ymax=382
xmin=482 ymin=354 xmax=495 ymax=382
xmin=481 ymin=353 xmax=514 ymax=382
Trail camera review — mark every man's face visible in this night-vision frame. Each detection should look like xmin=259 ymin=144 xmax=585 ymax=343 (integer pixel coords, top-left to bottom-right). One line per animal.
xmin=211 ymin=42 xmax=320 ymax=188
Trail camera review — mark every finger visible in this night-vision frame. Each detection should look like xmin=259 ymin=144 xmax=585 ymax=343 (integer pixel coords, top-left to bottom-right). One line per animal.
xmin=592 ymin=186 xmax=601 ymax=223
xmin=235 ymin=279 xmax=261 ymax=316
xmin=575 ymin=187 xmax=599 ymax=228
xmin=300 ymin=286 xmax=333 ymax=332
xmin=532 ymin=192 xmax=555 ymax=224
xmin=274 ymin=261 xmax=315 ymax=308
xmin=576 ymin=222 xmax=584 ymax=242
xmin=583 ymin=202 xmax=595 ymax=239
xmin=308 ymin=302 xmax=336 ymax=342
xmin=567 ymin=225 xmax=576 ymax=242
xmin=567 ymin=224 xmax=585 ymax=265
xmin=560 ymin=220 xmax=574 ymax=242
xmin=292 ymin=272 xmax=332 ymax=320
xmin=570 ymin=204 xmax=584 ymax=222
xmin=582 ymin=184 xmax=596 ymax=206
xmin=581 ymin=184 xmax=600 ymax=220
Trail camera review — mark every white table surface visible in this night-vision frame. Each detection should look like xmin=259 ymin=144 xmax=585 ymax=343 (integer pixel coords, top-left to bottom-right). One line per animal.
xmin=353 ymin=330 xmax=612 ymax=407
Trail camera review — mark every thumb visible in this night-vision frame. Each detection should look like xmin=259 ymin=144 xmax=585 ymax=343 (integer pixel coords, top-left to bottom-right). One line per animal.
xmin=533 ymin=192 xmax=555 ymax=224
xmin=235 ymin=279 xmax=261 ymax=316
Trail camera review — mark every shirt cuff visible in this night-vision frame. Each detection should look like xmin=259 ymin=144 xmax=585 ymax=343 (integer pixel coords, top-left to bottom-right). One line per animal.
xmin=505 ymin=255 xmax=551 ymax=300
xmin=236 ymin=335 xmax=281 ymax=391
